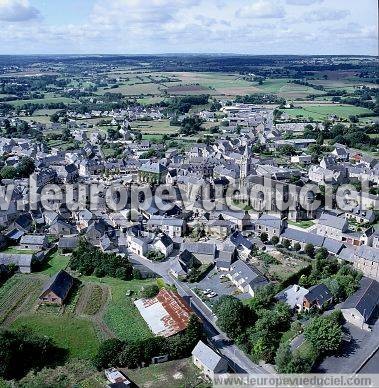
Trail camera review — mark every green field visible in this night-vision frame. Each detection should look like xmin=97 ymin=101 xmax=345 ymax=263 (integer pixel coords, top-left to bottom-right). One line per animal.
xmin=11 ymin=314 xmax=100 ymax=359
xmin=82 ymin=276 xmax=156 ymax=342
xmin=8 ymin=96 xmax=75 ymax=106
xmin=283 ymin=104 xmax=373 ymax=120
xmin=131 ymin=119 xmax=178 ymax=135
xmin=288 ymin=220 xmax=315 ymax=229
xmin=39 ymin=251 xmax=70 ymax=276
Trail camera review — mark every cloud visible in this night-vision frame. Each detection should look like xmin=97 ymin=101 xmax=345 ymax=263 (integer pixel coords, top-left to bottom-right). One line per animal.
xmin=0 ymin=0 xmax=40 ymax=22
xmin=237 ymin=1 xmax=286 ymax=19
xmin=304 ymin=8 xmax=350 ymax=22
xmin=286 ymin=0 xmax=323 ymax=5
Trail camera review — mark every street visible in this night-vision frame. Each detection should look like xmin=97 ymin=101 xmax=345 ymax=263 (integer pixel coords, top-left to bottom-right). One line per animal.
xmin=128 ymin=251 xmax=269 ymax=374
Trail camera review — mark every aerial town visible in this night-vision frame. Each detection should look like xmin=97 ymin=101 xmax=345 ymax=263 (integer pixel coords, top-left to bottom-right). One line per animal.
xmin=0 ymin=1 xmax=378 ymax=388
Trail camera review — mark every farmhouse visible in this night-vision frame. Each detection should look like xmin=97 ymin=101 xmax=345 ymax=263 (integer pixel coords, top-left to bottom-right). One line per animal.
xmin=39 ymin=270 xmax=74 ymax=305
xmin=134 ymin=289 xmax=193 ymax=337
xmin=0 ymin=253 xmax=33 ymax=273
xmin=303 ymin=284 xmax=333 ymax=311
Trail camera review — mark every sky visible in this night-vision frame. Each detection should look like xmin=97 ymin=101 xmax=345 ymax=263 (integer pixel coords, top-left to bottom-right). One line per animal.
xmin=0 ymin=0 xmax=377 ymax=55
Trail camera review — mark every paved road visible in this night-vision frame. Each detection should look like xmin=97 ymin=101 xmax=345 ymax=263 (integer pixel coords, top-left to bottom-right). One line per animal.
xmin=128 ymin=251 xmax=269 ymax=375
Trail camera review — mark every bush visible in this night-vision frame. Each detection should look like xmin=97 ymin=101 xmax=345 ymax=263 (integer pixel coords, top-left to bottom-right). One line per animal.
xmin=271 ymin=236 xmax=279 ymax=245
xmin=141 ymin=284 xmax=159 ymax=298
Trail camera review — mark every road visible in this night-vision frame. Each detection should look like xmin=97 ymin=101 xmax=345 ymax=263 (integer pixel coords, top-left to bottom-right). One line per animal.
xmin=128 ymin=251 xmax=269 ymax=375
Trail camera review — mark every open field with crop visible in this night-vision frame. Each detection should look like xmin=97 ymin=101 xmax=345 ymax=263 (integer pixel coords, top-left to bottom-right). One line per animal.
xmin=8 ymin=96 xmax=75 ymax=106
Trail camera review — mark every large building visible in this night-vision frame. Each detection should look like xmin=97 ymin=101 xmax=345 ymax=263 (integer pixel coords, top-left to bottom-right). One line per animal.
xmin=134 ymin=289 xmax=193 ymax=337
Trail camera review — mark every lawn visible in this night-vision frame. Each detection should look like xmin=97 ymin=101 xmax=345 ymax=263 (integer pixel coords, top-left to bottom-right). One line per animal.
xmin=283 ymin=104 xmax=373 ymax=120
xmin=288 ymin=220 xmax=315 ymax=229
xmin=11 ymin=313 xmax=100 ymax=360
xmin=0 ymin=246 xmax=37 ymax=254
xmin=39 ymin=251 xmax=70 ymax=276
xmin=81 ymin=276 xmax=156 ymax=342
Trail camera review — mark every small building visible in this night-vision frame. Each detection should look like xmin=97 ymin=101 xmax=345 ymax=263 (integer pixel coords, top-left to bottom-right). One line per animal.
xmin=39 ymin=270 xmax=74 ymax=305
xmin=104 ymin=368 xmax=132 ymax=387
xmin=341 ymin=277 xmax=379 ymax=331
xmin=20 ymin=234 xmax=49 ymax=250
xmin=303 ymin=284 xmax=333 ymax=311
xmin=58 ymin=235 xmax=79 ymax=253
xmin=192 ymin=340 xmax=228 ymax=380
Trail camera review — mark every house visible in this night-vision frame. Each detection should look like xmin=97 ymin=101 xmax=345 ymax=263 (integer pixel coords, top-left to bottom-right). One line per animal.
xmin=353 ymin=245 xmax=379 ymax=281
xmin=254 ymin=214 xmax=286 ymax=240
xmin=228 ymin=260 xmax=268 ymax=297
xmin=58 ymin=235 xmax=79 ymax=253
xmin=206 ymin=219 xmax=235 ymax=238
xmin=39 ymin=270 xmax=74 ymax=305
xmin=0 ymin=253 xmax=33 ymax=273
xmin=228 ymin=231 xmax=253 ymax=258
xmin=49 ymin=219 xmax=76 ymax=236
xmin=152 ymin=233 xmax=174 ymax=258
xmin=20 ymin=235 xmax=49 ymax=250
xmin=104 ymin=368 xmax=132 ymax=387
xmin=291 ymin=154 xmax=312 ymax=165
xmin=303 ymin=284 xmax=333 ymax=311
xmin=180 ymin=242 xmax=216 ymax=264
xmin=341 ymin=277 xmax=379 ymax=331
xmin=146 ymin=215 xmax=185 ymax=238
xmin=138 ymin=161 xmax=168 ymax=184
xmin=192 ymin=340 xmax=228 ymax=380
xmin=275 ymin=284 xmax=309 ymax=312
xmin=127 ymin=235 xmax=149 ymax=256
xmin=345 ymin=207 xmax=376 ymax=225
xmin=216 ymin=243 xmax=236 ymax=271
xmin=316 ymin=212 xmax=349 ymax=241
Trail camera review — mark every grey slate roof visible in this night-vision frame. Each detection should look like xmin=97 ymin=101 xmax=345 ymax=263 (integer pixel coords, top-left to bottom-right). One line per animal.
xmin=191 ymin=340 xmax=227 ymax=371
xmin=304 ymin=284 xmax=332 ymax=305
xmin=342 ymin=277 xmax=379 ymax=321
xmin=318 ymin=212 xmax=348 ymax=231
xmin=20 ymin=235 xmax=46 ymax=246
xmin=355 ymin=245 xmax=379 ymax=263
xmin=181 ymin=242 xmax=216 ymax=256
xmin=255 ymin=214 xmax=282 ymax=230
xmin=41 ymin=270 xmax=74 ymax=300
xmin=229 ymin=259 xmax=268 ymax=290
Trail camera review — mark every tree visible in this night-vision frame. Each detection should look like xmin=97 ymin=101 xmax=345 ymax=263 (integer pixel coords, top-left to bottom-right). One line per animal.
xmin=304 ymin=243 xmax=315 ymax=258
xmin=141 ymin=284 xmax=159 ymax=298
xmin=282 ymin=239 xmax=291 ymax=249
xmin=304 ymin=312 xmax=343 ymax=356
xmin=50 ymin=112 xmax=59 ymax=123
xmin=0 ymin=328 xmax=64 ymax=380
xmin=271 ymin=236 xmax=279 ymax=245
xmin=93 ymin=338 xmax=124 ymax=369
xmin=278 ymin=144 xmax=296 ymax=156
xmin=260 ymin=232 xmax=268 ymax=243
xmin=214 ymin=296 xmax=248 ymax=340
xmin=315 ymin=247 xmax=328 ymax=261
xmin=294 ymin=242 xmax=301 ymax=252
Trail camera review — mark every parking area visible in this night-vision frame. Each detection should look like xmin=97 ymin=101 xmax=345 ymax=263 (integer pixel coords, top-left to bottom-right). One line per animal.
xmin=188 ymin=267 xmax=252 ymax=303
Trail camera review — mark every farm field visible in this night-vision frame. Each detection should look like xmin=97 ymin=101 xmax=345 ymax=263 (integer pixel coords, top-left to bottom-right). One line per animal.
xmin=81 ymin=276 xmax=156 ymax=342
xmin=283 ymin=104 xmax=373 ymax=120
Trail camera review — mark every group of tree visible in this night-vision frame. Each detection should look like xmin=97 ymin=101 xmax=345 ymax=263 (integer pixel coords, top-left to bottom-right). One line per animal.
xmin=0 ymin=157 xmax=35 ymax=180
xmin=94 ymin=315 xmax=202 ymax=369
xmin=162 ymin=95 xmax=209 ymax=114
xmin=235 ymin=94 xmax=285 ymax=105
xmin=0 ymin=328 xmax=65 ymax=380
xmin=179 ymin=116 xmax=204 ymax=135
xmin=70 ymin=240 xmax=135 ymax=280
